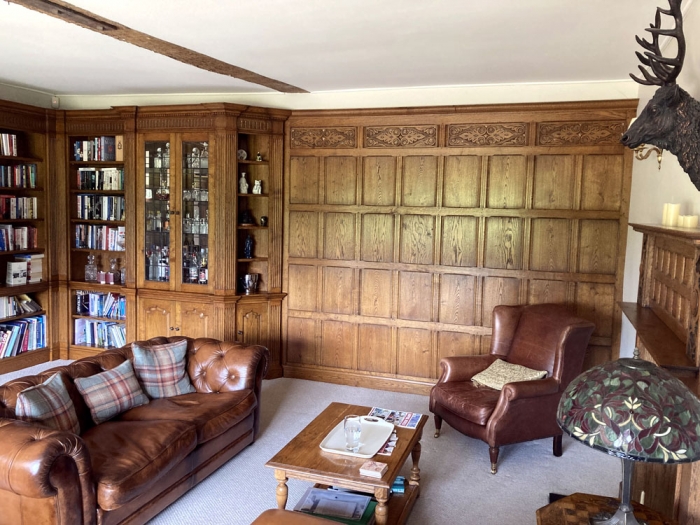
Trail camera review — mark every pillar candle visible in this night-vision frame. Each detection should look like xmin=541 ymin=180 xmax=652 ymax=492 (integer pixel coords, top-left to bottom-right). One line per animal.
xmin=662 ymin=203 xmax=670 ymax=226
xmin=668 ymin=203 xmax=681 ymax=227
xmin=689 ymin=215 xmax=699 ymax=228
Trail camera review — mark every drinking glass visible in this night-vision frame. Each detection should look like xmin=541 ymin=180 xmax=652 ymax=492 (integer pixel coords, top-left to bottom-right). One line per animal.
xmin=344 ymin=415 xmax=362 ymax=453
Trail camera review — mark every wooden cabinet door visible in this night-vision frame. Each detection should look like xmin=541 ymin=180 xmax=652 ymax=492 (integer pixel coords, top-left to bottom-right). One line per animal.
xmin=236 ymin=301 xmax=268 ymax=347
xmin=138 ymin=298 xmax=176 ymax=340
xmin=178 ymin=301 xmax=217 ymax=339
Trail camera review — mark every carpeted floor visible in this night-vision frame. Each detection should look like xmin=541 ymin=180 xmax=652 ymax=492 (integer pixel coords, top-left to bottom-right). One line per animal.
xmin=1 ymin=364 xmax=622 ymax=525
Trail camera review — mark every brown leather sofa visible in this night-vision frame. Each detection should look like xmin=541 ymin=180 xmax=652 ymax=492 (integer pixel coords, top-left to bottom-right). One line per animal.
xmin=0 ymin=336 xmax=269 ymax=525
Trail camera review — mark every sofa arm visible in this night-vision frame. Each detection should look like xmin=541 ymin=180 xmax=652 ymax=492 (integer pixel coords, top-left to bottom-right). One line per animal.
xmin=437 ymin=354 xmax=498 ymax=384
xmin=0 ymin=419 xmax=95 ymax=525
xmin=188 ymin=339 xmax=270 ymax=393
xmin=501 ymin=377 xmax=560 ymax=401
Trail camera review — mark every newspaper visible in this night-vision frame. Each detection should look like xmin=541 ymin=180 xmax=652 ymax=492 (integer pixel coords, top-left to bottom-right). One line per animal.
xmin=293 ymin=487 xmax=370 ymax=519
xmin=368 ymin=407 xmax=422 ymax=429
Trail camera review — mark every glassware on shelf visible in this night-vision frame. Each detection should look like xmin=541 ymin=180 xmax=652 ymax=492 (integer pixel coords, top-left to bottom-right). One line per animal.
xmin=120 ymin=266 xmax=126 ymax=285
xmin=108 ymin=258 xmax=120 ymax=285
xmin=85 ymin=254 xmax=98 ymax=282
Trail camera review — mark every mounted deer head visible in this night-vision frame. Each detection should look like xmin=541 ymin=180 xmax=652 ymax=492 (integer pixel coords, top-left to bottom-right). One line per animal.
xmin=620 ymin=0 xmax=700 ymax=190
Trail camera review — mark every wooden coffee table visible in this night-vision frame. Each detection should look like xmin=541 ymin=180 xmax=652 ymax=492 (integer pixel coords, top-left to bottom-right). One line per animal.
xmin=265 ymin=402 xmax=428 ymax=525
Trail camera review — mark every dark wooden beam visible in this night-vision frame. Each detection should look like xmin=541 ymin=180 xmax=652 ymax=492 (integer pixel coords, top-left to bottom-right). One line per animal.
xmin=9 ymin=0 xmax=308 ymax=94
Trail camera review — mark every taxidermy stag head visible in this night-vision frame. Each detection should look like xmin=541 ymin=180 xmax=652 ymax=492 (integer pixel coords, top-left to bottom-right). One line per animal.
xmin=620 ymin=0 xmax=700 ymax=190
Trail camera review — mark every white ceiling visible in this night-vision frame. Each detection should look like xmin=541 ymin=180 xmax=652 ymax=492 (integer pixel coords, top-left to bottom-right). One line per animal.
xmin=0 ymin=0 xmax=687 ymax=98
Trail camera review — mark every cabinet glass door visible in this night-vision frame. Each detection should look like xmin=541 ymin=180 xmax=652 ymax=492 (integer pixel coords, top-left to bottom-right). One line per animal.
xmin=181 ymin=141 xmax=210 ymax=286
xmin=144 ymin=141 xmax=172 ymax=282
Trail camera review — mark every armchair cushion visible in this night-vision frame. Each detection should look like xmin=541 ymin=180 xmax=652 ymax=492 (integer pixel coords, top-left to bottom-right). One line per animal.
xmin=131 ymin=339 xmax=195 ymax=399
xmin=431 ymin=381 xmax=501 ymax=426
xmin=471 ymin=359 xmax=547 ymax=391
xmin=15 ymin=372 xmax=80 ymax=434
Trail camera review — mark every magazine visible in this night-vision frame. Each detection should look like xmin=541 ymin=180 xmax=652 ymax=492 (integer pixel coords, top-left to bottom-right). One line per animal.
xmin=293 ymin=487 xmax=370 ymax=519
xmin=368 ymin=407 xmax=422 ymax=429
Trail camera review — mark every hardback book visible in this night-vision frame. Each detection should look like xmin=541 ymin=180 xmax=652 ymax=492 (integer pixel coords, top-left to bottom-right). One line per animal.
xmin=6 ymin=261 xmax=27 ymax=286
xmin=359 ymin=460 xmax=388 ymax=478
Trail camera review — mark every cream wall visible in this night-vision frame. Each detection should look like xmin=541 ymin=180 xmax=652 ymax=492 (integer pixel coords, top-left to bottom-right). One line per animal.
xmin=620 ymin=1 xmax=700 ymax=356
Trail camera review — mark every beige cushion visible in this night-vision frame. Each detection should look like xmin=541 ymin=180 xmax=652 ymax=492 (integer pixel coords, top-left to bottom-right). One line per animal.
xmin=471 ymin=359 xmax=546 ymax=390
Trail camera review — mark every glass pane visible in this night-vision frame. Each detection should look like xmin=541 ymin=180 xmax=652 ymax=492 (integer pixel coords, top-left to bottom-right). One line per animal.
xmin=144 ymin=140 xmax=171 ymax=282
xmin=181 ymin=141 xmax=209 ymax=285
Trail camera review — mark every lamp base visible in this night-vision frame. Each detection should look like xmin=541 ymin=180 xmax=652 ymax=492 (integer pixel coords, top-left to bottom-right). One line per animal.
xmin=590 ymin=506 xmax=646 ymax=525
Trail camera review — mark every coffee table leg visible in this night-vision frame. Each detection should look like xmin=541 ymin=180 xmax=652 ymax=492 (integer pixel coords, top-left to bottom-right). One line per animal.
xmin=274 ymin=469 xmax=288 ymax=509
xmin=409 ymin=430 xmax=422 ymax=488
xmin=374 ymin=487 xmax=389 ymax=525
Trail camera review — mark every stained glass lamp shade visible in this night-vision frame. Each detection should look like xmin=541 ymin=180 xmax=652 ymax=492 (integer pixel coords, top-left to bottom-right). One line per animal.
xmin=557 ymin=357 xmax=700 ymax=525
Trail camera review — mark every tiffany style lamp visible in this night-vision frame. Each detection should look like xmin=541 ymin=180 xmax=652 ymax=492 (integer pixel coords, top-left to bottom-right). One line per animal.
xmin=557 ymin=356 xmax=700 ymax=525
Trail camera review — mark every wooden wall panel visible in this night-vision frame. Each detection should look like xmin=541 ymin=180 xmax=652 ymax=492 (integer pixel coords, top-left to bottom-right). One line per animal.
xmin=284 ymin=101 xmax=636 ymax=393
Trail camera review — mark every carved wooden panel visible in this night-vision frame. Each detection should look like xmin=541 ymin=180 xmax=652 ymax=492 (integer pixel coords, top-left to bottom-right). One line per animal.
xmin=288 ymin=211 xmax=318 ymax=258
xmin=322 ymin=266 xmax=355 ymax=314
xmin=537 ymin=121 xmax=626 ymax=146
xmin=287 ymin=265 xmax=318 ymax=311
xmin=402 ymin=156 xmax=437 ymax=207
xmin=325 ymin=156 xmax=357 ymax=205
xmin=441 ymin=216 xmax=478 ymax=267
xmin=533 ymin=155 xmax=575 ymax=210
xmin=290 ymin=157 xmax=320 ymax=204
xmin=360 ymin=269 xmax=393 ymax=318
xmin=530 ymin=219 xmax=570 ymax=272
xmin=484 ymin=217 xmax=523 ymax=270
xmin=361 ymin=214 xmax=394 ymax=262
xmin=397 ymin=328 xmax=432 ymax=378
xmin=443 ymin=156 xmax=481 ymax=208
xmin=439 ymin=274 xmax=476 ymax=325
xmin=364 ymin=126 xmax=438 ymax=148
xmin=321 ymin=321 xmax=355 ymax=369
xmin=398 ymin=271 xmax=433 ymax=321
xmin=482 ymin=277 xmax=522 ymax=327
xmin=487 ymin=156 xmax=527 ymax=209
xmin=363 ymin=157 xmax=396 ymax=206
xmin=324 ymin=213 xmax=355 ymax=260
xmin=447 ymin=123 xmax=527 ymax=147
xmin=529 ymin=280 xmax=569 ymax=305
xmin=400 ymin=215 xmax=435 ymax=265
xmin=358 ymin=324 xmax=393 ymax=373
xmin=579 ymin=220 xmax=619 ymax=274
xmin=290 ymin=127 xmax=357 ymax=148
xmin=581 ymin=155 xmax=623 ymax=211
xmin=287 ymin=317 xmax=317 ymax=364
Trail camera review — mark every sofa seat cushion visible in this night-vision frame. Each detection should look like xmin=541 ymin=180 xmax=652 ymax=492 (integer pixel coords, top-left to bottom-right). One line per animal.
xmin=81 ymin=419 xmax=197 ymax=511
xmin=431 ymin=381 xmax=501 ymax=426
xmin=118 ymin=389 xmax=256 ymax=444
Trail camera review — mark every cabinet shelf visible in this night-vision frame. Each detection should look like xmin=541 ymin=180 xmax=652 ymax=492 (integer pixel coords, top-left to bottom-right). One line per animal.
xmin=0 ymin=155 xmax=42 ymax=163
xmin=72 ymin=314 xmax=125 ymax=323
xmin=72 ymin=248 xmax=126 ymax=254
xmin=238 ymin=225 xmax=268 ymax=230
xmin=71 ymin=219 xmax=125 ymax=225
xmin=0 ymin=186 xmax=43 ymax=192
xmin=0 ymin=281 xmax=48 ymax=297
xmin=69 ymin=281 xmax=127 ymax=292
xmin=238 ymin=257 xmax=268 ymax=262
xmin=238 ymin=193 xmax=269 ymax=198
xmin=70 ymin=189 xmax=125 ymax=195
xmin=0 ymin=347 xmax=50 ymax=374
xmin=0 ymin=310 xmax=47 ymax=322
xmin=0 ymin=249 xmax=44 ymax=256
xmin=0 ymin=218 xmax=43 ymax=223
xmin=69 ymin=160 xmax=123 ymax=167
xmin=238 ymin=160 xmax=269 ymax=166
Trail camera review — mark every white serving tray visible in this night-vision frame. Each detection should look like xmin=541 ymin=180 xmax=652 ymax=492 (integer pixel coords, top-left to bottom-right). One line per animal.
xmin=319 ymin=416 xmax=394 ymax=458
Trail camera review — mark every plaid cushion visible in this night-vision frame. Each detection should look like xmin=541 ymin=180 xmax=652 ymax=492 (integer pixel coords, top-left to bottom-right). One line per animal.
xmin=131 ymin=339 xmax=195 ymax=399
xmin=75 ymin=359 xmax=149 ymax=424
xmin=15 ymin=372 xmax=80 ymax=434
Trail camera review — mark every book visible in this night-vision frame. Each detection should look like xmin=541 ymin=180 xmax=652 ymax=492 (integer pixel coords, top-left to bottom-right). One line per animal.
xmin=359 ymin=460 xmax=387 ymax=478
xmin=6 ymin=261 xmax=27 ymax=286
xmin=293 ymin=487 xmax=375 ymax=524
xmin=367 ymin=407 xmax=423 ymax=429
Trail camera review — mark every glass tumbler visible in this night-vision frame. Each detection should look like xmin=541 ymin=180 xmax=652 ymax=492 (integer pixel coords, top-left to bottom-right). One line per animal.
xmin=344 ymin=415 xmax=362 ymax=453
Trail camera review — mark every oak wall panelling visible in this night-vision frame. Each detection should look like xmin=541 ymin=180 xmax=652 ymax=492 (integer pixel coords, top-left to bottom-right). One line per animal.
xmin=284 ymin=101 xmax=637 ymax=394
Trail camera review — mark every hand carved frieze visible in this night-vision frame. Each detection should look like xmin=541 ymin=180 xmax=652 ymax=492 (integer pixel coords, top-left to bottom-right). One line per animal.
xmin=238 ymin=118 xmax=271 ymax=132
xmin=0 ymin=112 xmax=47 ymax=134
xmin=137 ymin=113 xmax=214 ymax=131
xmin=66 ymin=121 xmax=125 ymax=134
xmin=537 ymin=121 xmax=626 ymax=146
xmin=447 ymin=123 xmax=527 ymax=147
xmin=364 ymin=126 xmax=438 ymax=148
xmin=290 ymin=127 xmax=357 ymax=148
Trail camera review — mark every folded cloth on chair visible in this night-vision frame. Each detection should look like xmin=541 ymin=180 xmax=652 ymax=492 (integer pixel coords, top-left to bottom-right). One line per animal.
xmin=471 ymin=359 xmax=546 ymax=390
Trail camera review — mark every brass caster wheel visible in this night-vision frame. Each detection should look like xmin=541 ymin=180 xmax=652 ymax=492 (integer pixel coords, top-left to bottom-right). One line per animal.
xmin=434 ymin=429 xmax=440 ymax=438
xmin=490 ymin=463 xmax=497 ymax=475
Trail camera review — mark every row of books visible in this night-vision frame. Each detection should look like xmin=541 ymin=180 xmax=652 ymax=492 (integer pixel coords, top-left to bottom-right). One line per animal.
xmin=0 ymin=134 xmax=18 ymax=157
xmin=74 ymin=224 xmax=125 ymax=251
xmin=0 ymin=315 xmax=47 ymax=358
xmin=76 ymin=195 xmax=125 ymax=221
xmin=0 ymin=196 xmax=39 ymax=219
xmin=0 ymin=164 xmax=36 ymax=188
xmin=75 ymin=291 xmax=126 ymax=319
xmin=76 ymin=167 xmax=124 ymax=190
xmin=0 ymin=293 xmax=42 ymax=320
xmin=0 ymin=225 xmax=38 ymax=251
xmin=14 ymin=253 xmax=43 ymax=283
xmin=73 ymin=136 xmax=123 ymax=162
xmin=74 ymin=318 xmax=126 ymax=348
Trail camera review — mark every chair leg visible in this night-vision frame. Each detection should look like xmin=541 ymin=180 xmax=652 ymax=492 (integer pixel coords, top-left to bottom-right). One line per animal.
xmin=489 ymin=446 xmax=499 ymax=474
xmin=553 ymin=435 xmax=563 ymax=457
xmin=433 ymin=415 xmax=442 ymax=438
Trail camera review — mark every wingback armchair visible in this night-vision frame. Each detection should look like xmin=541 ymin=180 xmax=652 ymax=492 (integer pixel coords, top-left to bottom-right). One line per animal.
xmin=429 ymin=304 xmax=595 ymax=473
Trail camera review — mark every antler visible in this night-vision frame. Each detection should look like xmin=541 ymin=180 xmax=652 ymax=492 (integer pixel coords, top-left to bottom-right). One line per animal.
xmin=630 ymin=0 xmax=686 ymax=86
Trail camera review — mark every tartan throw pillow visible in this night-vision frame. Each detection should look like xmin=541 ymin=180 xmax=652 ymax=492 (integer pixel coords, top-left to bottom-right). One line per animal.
xmin=471 ymin=359 xmax=547 ymax=390
xmin=75 ymin=359 xmax=149 ymax=424
xmin=131 ymin=339 xmax=195 ymax=399
xmin=15 ymin=372 xmax=81 ymax=434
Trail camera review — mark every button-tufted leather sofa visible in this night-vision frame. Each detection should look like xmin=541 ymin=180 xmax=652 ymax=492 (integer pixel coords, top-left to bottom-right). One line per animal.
xmin=0 ymin=336 xmax=269 ymax=525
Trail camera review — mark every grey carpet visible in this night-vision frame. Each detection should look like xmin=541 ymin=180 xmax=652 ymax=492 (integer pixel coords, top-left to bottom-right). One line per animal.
xmin=1 ymin=364 xmax=621 ymax=525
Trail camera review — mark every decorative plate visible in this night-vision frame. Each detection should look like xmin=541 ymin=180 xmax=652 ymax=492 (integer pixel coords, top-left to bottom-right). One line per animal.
xmin=237 ymin=149 xmax=247 ymax=160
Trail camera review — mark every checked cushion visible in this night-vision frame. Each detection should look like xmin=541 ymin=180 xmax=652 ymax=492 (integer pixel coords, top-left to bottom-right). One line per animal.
xmin=75 ymin=359 xmax=149 ymax=424
xmin=131 ymin=339 xmax=195 ymax=399
xmin=15 ymin=372 xmax=81 ymax=434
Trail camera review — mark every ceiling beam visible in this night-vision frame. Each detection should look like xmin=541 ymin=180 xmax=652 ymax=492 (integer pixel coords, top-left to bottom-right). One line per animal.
xmin=9 ymin=0 xmax=308 ymax=94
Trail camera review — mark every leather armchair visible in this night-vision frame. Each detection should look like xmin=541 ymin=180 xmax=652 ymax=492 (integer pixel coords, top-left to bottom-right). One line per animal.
xmin=429 ymin=304 xmax=595 ymax=474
